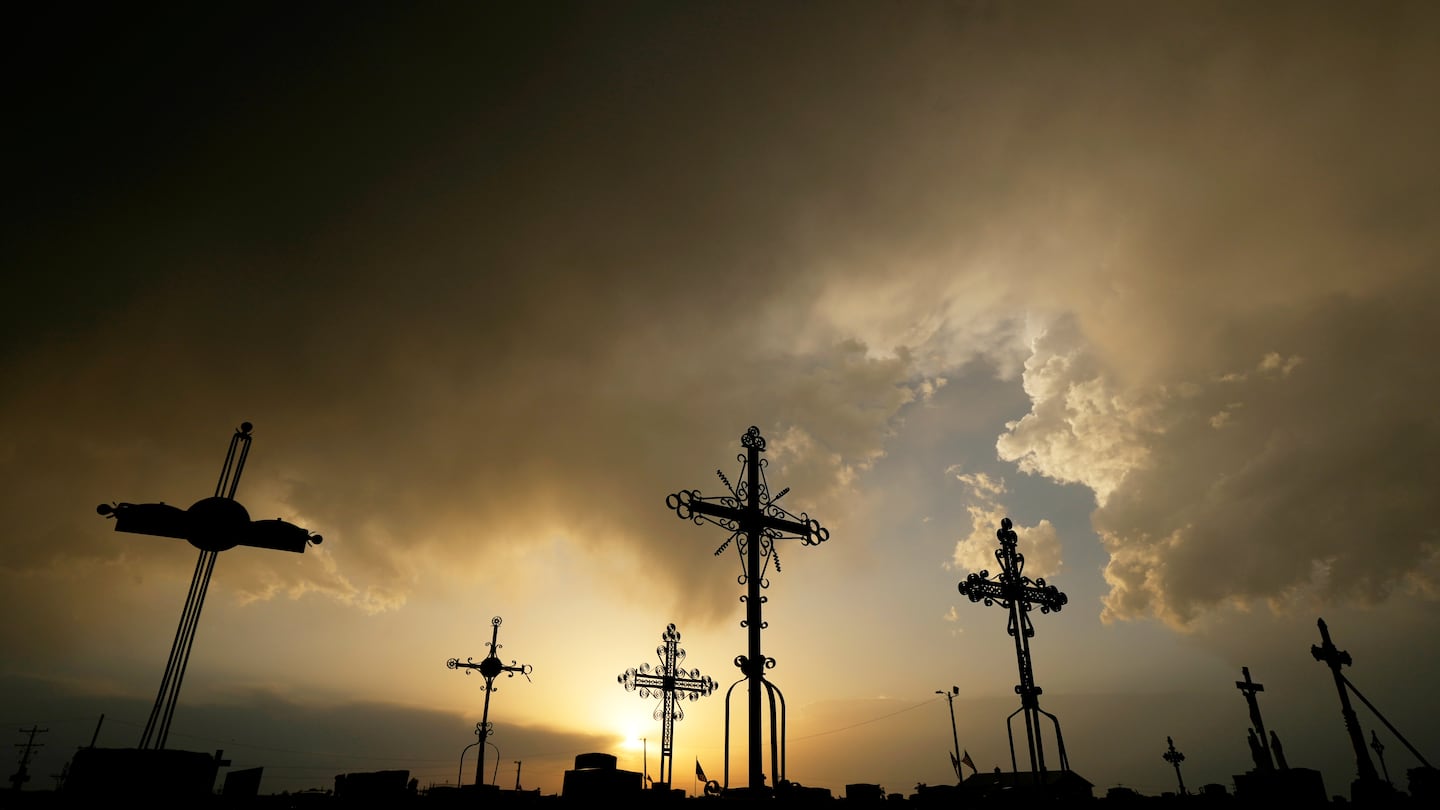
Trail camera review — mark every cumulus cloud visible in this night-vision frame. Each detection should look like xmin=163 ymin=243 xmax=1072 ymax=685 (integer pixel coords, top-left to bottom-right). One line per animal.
xmin=999 ymin=280 xmax=1440 ymax=628
xmin=946 ymin=468 xmax=1064 ymax=581
xmin=5 ymin=0 xmax=1439 ymax=662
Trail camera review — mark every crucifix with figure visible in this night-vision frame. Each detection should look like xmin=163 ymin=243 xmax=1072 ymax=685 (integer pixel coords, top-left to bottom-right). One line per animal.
xmin=1234 ymin=666 xmax=1277 ymax=771
xmin=618 ymin=623 xmax=717 ymax=790
xmin=448 ymin=616 xmax=533 ymax=789
xmin=957 ymin=517 xmax=1069 ymax=777
xmin=96 ymin=422 xmax=322 ymax=750
xmin=666 ymin=426 xmax=828 ymax=793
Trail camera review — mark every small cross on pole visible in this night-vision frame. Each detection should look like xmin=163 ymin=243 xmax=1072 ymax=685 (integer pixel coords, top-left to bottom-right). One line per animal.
xmin=957 ymin=517 xmax=1069 ymax=777
xmin=448 ymin=616 xmax=532 ymax=789
xmin=666 ymin=426 xmax=829 ymax=792
xmin=1162 ymin=736 xmax=1187 ymax=795
xmin=1371 ymin=730 xmax=1392 ymax=786
xmin=619 ymin=623 xmax=717 ymax=790
xmin=95 ymin=422 xmax=321 ymax=749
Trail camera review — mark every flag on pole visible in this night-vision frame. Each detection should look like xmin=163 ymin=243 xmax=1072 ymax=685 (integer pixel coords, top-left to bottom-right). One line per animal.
xmin=696 ymin=759 xmax=707 ymax=782
xmin=949 ymin=751 xmax=961 ymax=779
xmin=961 ymin=750 xmax=976 ymax=774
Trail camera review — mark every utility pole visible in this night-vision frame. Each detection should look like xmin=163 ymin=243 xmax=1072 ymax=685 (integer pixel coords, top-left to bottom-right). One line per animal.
xmin=10 ymin=726 xmax=47 ymax=792
xmin=937 ymin=687 xmax=961 ymax=781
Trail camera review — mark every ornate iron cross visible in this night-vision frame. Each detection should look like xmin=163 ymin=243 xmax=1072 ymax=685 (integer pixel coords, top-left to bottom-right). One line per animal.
xmin=95 ymin=422 xmax=321 ymax=749
xmin=618 ymin=623 xmax=717 ymax=789
xmin=666 ymin=425 xmax=828 ymax=792
xmin=1162 ymin=736 xmax=1187 ymax=796
xmin=448 ymin=616 xmax=532 ymax=787
xmin=957 ymin=517 xmax=1069 ymax=776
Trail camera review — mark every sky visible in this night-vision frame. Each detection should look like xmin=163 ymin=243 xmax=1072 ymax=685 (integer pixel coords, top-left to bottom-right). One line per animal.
xmin=4 ymin=0 xmax=1440 ymax=800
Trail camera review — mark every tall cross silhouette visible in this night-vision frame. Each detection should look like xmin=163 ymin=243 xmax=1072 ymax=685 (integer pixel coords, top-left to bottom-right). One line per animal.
xmin=95 ymin=422 xmax=321 ymax=749
xmin=666 ymin=425 xmax=829 ymax=792
xmin=618 ymin=623 xmax=717 ymax=789
xmin=1234 ymin=666 xmax=1275 ymax=770
xmin=1311 ymin=617 xmax=1381 ymax=787
xmin=957 ymin=517 xmax=1069 ymax=776
xmin=448 ymin=616 xmax=532 ymax=788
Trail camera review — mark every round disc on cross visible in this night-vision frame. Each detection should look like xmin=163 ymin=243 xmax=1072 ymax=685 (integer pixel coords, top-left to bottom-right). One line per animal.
xmin=185 ymin=496 xmax=252 ymax=552
xmin=479 ymin=656 xmax=505 ymax=680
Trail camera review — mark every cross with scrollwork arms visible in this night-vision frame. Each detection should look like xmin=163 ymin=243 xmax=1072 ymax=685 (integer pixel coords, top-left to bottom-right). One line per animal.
xmin=447 ymin=616 xmax=532 ymax=788
xmin=618 ymin=623 xmax=717 ymax=789
xmin=957 ymin=517 xmax=1068 ymax=777
xmin=666 ymin=426 xmax=828 ymax=793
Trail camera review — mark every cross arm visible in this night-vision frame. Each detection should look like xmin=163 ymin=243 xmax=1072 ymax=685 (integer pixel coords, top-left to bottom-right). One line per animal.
xmin=98 ymin=500 xmax=320 ymax=554
xmin=98 ymin=502 xmax=190 ymax=539
xmin=243 ymin=518 xmax=322 ymax=553
xmin=679 ymin=496 xmax=820 ymax=540
xmin=1019 ymin=581 xmax=1068 ymax=613
xmin=958 ymin=574 xmax=1006 ymax=605
xmin=673 ymin=674 xmax=718 ymax=697
xmin=958 ymin=575 xmax=1067 ymax=612
xmin=686 ymin=499 xmax=745 ymax=524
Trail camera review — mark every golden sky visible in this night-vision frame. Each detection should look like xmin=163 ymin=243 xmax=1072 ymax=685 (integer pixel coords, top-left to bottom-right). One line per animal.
xmin=4 ymin=0 xmax=1439 ymax=799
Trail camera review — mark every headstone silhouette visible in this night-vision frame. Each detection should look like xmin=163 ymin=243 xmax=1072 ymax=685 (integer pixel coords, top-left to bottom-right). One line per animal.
xmin=957 ymin=517 xmax=1070 ymax=777
xmin=666 ymin=426 xmax=829 ymax=792
xmin=95 ymin=422 xmax=321 ymax=749
xmin=447 ymin=616 xmax=532 ymax=788
xmin=618 ymin=623 xmax=717 ymax=790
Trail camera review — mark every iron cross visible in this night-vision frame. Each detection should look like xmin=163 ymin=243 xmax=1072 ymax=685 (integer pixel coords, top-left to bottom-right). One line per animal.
xmin=957 ymin=517 xmax=1069 ymax=776
xmin=666 ymin=425 xmax=828 ymax=792
xmin=1311 ymin=618 xmax=1381 ymax=784
xmin=448 ymin=616 xmax=532 ymax=788
xmin=95 ymin=422 xmax=321 ymax=749
xmin=618 ymin=623 xmax=717 ymax=789
xmin=1162 ymin=736 xmax=1187 ymax=795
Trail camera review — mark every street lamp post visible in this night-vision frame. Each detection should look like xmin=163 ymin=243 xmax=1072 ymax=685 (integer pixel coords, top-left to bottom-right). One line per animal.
xmin=938 ymin=686 xmax=961 ymax=782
